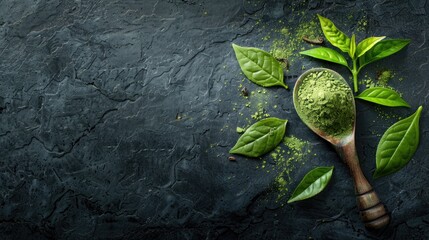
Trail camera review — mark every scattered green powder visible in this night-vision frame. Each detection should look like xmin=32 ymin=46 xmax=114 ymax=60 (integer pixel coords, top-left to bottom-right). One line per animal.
xmin=220 ymin=124 xmax=229 ymax=132
xmin=235 ymin=87 xmax=273 ymax=127
xmin=377 ymin=70 xmax=394 ymax=85
xmin=268 ymin=135 xmax=312 ymax=201
xmin=267 ymin=17 xmax=322 ymax=68
xmin=251 ymin=102 xmax=270 ymax=120
xmin=357 ymin=71 xmax=406 ymax=121
xmin=356 ymin=16 xmax=369 ymax=32
xmin=360 ymin=76 xmax=377 ymax=89
xmin=359 ymin=70 xmax=398 ymax=90
xmin=258 ymin=10 xmax=367 ymax=70
xmin=296 ymin=70 xmax=354 ymax=137
xmin=236 ymin=127 xmax=245 ymax=134
xmin=374 ymin=107 xmax=402 ymax=121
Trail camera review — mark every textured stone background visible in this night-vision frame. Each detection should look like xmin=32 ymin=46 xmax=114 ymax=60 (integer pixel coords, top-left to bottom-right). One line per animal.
xmin=0 ymin=0 xmax=428 ymax=239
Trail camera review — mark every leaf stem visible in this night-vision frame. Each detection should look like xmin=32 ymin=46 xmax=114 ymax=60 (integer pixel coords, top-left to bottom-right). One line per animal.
xmin=352 ymin=59 xmax=359 ymax=92
xmin=281 ymin=82 xmax=289 ymax=90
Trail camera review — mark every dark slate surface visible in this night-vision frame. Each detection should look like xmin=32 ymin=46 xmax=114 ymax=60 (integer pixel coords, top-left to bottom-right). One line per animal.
xmin=0 ymin=0 xmax=428 ymax=239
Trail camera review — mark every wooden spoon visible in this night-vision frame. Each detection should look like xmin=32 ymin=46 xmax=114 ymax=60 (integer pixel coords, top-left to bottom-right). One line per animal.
xmin=293 ymin=68 xmax=390 ymax=230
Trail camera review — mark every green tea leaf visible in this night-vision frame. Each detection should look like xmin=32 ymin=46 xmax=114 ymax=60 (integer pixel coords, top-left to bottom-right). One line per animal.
xmin=374 ymin=106 xmax=423 ymax=178
xmin=356 ymin=87 xmax=410 ymax=108
xmin=230 ymin=118 xmax=287 ymax=157
xmin=317 ymin=15 xmax=350 ymax=53
xmin=300 ymin=47 xmax=349 ymax=67
xmin=349 ymin=34 xmax=356 ymax=58
xmin=232 ymin=44 xmax=287 ymax=89
xmin=359 ymin=39 xmax=410 ymax=69
xmin=288 ymin=166 xmax=334 ymax=203
xmin=356 ymin=36 xmax=386 ymax=58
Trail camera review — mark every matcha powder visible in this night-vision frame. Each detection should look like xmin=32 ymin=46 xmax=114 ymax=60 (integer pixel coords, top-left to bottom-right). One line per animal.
xmin=296 ymin=70 xmax=354 ymax=137
xmin=260 ymin=135 xmax=313 ymax=201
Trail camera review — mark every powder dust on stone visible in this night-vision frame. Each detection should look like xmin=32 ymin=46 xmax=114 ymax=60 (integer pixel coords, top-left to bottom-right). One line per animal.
xmin=360 ymin=70 xmax=395 ymax=88
xmin=377 ymin=70 xmax=394 ymax=85
xmin=258 ymin=135 xmax=313 ymax=201
xmin=357 ymin=71 xmax=405 ymax=121
xmin=268 ymin=18 xmax=322 ymax=68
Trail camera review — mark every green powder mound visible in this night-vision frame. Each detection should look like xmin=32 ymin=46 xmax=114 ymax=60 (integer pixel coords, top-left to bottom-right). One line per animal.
xmin=297 ymin=71 xmax=354 ymax=137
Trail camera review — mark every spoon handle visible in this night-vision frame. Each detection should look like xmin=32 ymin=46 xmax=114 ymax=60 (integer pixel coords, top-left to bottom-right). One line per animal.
xmin=336 ymin=140 xmax=390 ymax=230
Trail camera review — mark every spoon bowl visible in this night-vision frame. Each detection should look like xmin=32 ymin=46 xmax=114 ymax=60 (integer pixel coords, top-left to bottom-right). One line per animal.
xmin=293 ymin=68 xmax=390 ymax=230
xmin=293 ymin=68 xmax=355 ymax=145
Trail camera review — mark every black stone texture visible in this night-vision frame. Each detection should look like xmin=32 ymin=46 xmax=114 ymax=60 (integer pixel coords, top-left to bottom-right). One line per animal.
xmin=0 ymin=0 xmax=429 ymax=239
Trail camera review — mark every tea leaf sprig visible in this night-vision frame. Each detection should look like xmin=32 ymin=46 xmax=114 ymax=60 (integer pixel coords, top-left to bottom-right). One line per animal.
xmin=300 ymin=15 xmax=410 ymax=93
